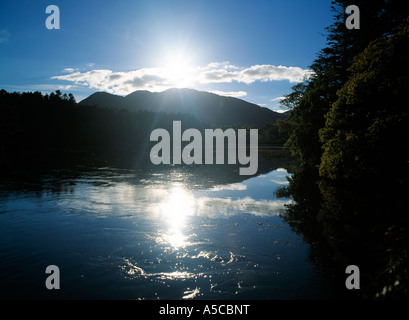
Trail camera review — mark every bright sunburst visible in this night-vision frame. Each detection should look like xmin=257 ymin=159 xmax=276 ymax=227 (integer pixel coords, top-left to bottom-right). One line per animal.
xmin=161 ymin=51 xmax=196 ymax=88
xmin=158 ymin=185 xmax=195 ymax=248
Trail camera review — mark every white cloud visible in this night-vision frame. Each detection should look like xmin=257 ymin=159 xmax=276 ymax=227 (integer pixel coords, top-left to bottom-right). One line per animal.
xmin=271 ymin=179 xmax=289 ymax=185
xmin=271 ymin=109 xmax=288 ymax=113
xmin=199 ymin=68 xmax=239 ymax=83
xmin=199 ymin=64 xmax=313 ymax=84
xmin=52 ymin=62 xmax=313 ymax=95
xmin=200 ymin=61 xmax=240 ymax=70
xmin=208 ymin=90 xmax=248 ymax=98
xmin=52 ymin=68 xmax=174 ymax=95
xmin=241 ymin=65 xmax=311 ymax=83
xmin=270 ymin=96 xmax=286 ymax=102
xmin=63 ymin=67 xmax=78 ymax=73
xmin=269 ymin=96 xmax=288 ymax=113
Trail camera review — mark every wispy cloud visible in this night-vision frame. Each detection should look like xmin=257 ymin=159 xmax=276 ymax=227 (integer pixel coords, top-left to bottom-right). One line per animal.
xmin=268 ymin=96 xmax=288 ymax=113
xmin=63 ymin=67 xmax=79 ymax=73
xmin=270 ymin=96 xmax=286 ymax=102
xmin=51 ymin=62 xmax=313 ymax=95
xmin=208 ymin=90 xmax=248 ymax=98
xmin=271 ymin=109 xmax=288 ymax=113
xmin=0 ymin=30 xmax=10 ymax=44
xmin=200 ymin=61 xmax=240 ymax=70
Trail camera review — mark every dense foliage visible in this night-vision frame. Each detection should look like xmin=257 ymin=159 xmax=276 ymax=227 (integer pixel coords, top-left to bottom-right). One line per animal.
xmin=0 ymin=89 xmax=205 ymax=165
xmin=280 ymin=0 xmax=408 ymax=298
xmin=0 ymin=89 xmax=288 ymax=169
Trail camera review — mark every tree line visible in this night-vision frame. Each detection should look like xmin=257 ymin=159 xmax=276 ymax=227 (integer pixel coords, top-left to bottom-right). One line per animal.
xmin=278 ymin=0 xmax=408 ymax=299
xmin=0 ymin=89 xmax=289 ymax=169
xmin=0 ymin=89 xmax=207 ymax=165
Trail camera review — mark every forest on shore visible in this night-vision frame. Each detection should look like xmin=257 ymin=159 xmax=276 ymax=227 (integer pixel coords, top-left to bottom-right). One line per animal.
xmin=0 ymin=88 xmax=288 ymax=169
xmin=276 ymin=0 xmax=408 ymax=299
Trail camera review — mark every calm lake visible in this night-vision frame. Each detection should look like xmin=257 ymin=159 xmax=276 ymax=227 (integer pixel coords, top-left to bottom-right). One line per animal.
xmin=0 ymin=154 xmax=340 ymax=299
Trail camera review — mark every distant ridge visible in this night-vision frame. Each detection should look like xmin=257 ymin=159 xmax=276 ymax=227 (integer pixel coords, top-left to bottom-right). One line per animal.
xmin=79 ymin=88 xmax=288 ymax=126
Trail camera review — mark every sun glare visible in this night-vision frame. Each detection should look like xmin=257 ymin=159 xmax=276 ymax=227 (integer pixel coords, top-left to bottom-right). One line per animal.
xmin=162 ymin=52 xmax=195 ymax=88
xmin=158 ymin=185 xmax=195 ymax=248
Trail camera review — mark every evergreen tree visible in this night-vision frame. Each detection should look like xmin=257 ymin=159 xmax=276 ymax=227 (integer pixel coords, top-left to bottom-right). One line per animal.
xmin=319 ymin=22 xmax=409 ymax=298
xmin=281 ymin=0 xmax=409 ymax=298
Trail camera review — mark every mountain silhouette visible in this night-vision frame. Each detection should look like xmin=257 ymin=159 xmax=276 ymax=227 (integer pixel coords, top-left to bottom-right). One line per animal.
xmin=79 ymin=88 xmax=287 ymax=126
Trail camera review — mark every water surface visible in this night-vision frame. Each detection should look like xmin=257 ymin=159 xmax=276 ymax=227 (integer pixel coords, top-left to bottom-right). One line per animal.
xmin=0 ymin=158 xmax=338 ymax=299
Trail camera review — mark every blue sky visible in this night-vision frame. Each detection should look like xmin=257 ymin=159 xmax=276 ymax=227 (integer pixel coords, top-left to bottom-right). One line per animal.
xmin=0 ymin=0 xmax=334 ymax=112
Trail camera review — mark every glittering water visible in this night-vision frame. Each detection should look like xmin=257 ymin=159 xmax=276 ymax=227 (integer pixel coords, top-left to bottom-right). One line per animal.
xmin=0 ymin=160 xmax=338 ymax=299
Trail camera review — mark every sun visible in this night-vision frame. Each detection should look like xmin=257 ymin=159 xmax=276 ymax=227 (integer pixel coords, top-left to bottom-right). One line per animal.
xmin=162 ymin=51 xmax=195 ymax=88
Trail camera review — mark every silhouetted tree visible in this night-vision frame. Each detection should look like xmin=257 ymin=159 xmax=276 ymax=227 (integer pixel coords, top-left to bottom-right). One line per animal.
xmin=280 ymin=0 xmax=409 ymax=298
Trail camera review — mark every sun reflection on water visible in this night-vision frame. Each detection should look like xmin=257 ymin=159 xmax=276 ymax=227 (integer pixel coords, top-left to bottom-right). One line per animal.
xmin=114 ymin=169 xmax=294 ymax=299
xmin=158 ymin=184 xmax=195 ymax=248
